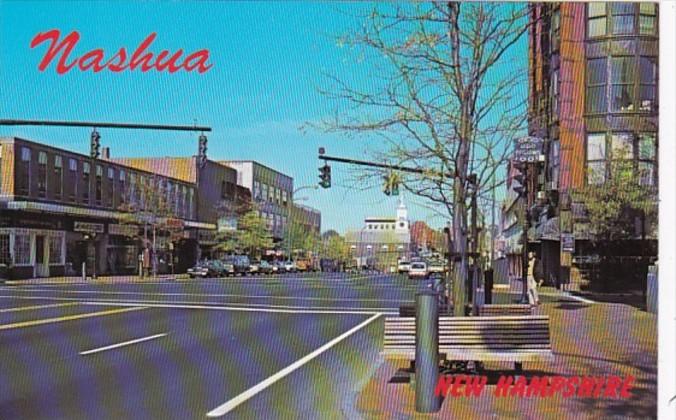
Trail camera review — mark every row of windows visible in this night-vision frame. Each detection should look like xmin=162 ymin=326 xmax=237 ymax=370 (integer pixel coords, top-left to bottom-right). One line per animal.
xmin=16 ymin=146 xmax=196 ymax=219
xmin=586 ymin=56 xmax=657 ymax=114
xmin=253 ymin=181 xmax=288 ymax=206
xmin=259 ymin=211 xmax=287 ymax=231
xmin=586 ymin=132 xmax=657 ymax=186
xmin=588 ymin=2 xmax=657 ymax=38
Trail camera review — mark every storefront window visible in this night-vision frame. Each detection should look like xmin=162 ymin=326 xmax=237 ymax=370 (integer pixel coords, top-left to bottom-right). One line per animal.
xmin=49 ymin=236 xmax=62 ymax=265
xmin=0 ymin=234 xmax=10 ymax=265
xmin=14 ymin=234 xmax=31 ymax=265
xmin=587 ymin=3 xmax=607 ymax=38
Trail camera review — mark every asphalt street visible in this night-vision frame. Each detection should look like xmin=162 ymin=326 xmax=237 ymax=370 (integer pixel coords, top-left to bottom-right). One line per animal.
xmin=0 ymin=273 xmax=417 ymax=419
xmin=0 ymin=273 xmax=569 ymax=419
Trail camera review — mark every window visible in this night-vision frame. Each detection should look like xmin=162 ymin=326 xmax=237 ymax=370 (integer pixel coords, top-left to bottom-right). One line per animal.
xmin=18 ymin=146 xmax=31 ymax=195
xmin=37 ymin=151 xmax=47 ymax=198
xmin=0 ymin=234 xmax=10 ymax=265
xmin=282 ymin=190 xmax=288 ymax=206
xmin=638 ymin=133 xmax=657 ymax=186
xmin=253 ymin=181 xmax=261 ymax=200
xmin=549 ymin=140 xmax=560 ymax=186
xmin=550 ymin=8 xmax=560 ymax=51
xmin=639 ymin=56 xmax=657 ymax=112
xmin=639 ymin=3 xmax=657 ymax=35
xmin=95 ymin=165 xmax=103 ymax=205
xmin=107 ymin=168 xmax=115 ymax=207
xmin=54 ymin=155 xmax=63 ymax=200
xmin=586 ymin=58 xmax=607 ymax=113
xmin=82 ymin=162 xmax=90 ymax=204
xmin=587 ymin=133 xmax=607 ymax=184
xmin=611 ymin=133 xmax=634 ymax=159
xmin=68 ymin=158 xmax=77 ymax=202
xmin=14 ymin=234 xmax=31 ymax=265
xmin=49 ymin=236 xmax=62 ymax=265
xmin=588 ymin=3 xmax=607 ymax=37
xmin=611 ymin=57 xmax=635 ymax=112
xmin=611 ymin=2 xmax=635 ymax=35
xmin=188 ymin=188 xmax=195 ymax=219
xmin=118 ymin=170 xmax=125 ymax=206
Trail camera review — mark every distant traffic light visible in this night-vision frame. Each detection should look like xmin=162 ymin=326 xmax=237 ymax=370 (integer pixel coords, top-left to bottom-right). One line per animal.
xmin=319 ymin=163 xmax=331 ymax=188
xmin=198 ymin=134 xmax=208 ymax=168
xmin=90 ymin=129 xmax=101 ymax=159
xmin=383 ymin=172 xmax=400 ymax=196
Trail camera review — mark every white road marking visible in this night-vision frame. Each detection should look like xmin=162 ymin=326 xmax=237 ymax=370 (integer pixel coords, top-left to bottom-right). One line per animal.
xmin=80 ymin=333 xmax=168 ymax=356
xmin=206 ymin=312 xmax=383 ymax=417
xmin=560 ymin=292 xmax=596 ymax=304
xmin=0 ymin=295 xmax=399 ymax=315
xmin=81 ymin=300 xmax=398 ymax=315
xmin=4 ymin=288 xmax=413 ymax=303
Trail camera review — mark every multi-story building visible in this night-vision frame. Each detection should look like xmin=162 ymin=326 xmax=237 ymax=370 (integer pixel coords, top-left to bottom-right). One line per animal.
xmin=526 ymin=2 xmax=658 ymax=289
xmin=290 ymin=203 xmax=321 ymax=236
xmin=109 ymin=156 xmax=251 ymax=257
xmin=220 ymin=160 xmax=294 ymax=241
xmin=345 ymin=196 xmax=411 ymax=270
xmin=0 ymin=137 xmax=211 ymax=279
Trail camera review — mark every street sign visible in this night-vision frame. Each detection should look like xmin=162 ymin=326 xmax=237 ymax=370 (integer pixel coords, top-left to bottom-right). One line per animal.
xmin=514 ymin=136 xmax=544 ymax=163
xmin=74 ymin=221 xmax=104 ymax=233
xmin=561 ymin=233 xmax=575 ymax=253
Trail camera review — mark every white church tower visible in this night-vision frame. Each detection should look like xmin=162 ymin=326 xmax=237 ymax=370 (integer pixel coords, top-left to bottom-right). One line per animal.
xmin=395 ymin=194 xmax=409 ymax=232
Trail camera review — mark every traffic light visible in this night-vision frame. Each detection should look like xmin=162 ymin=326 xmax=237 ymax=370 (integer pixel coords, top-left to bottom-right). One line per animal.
xmin=383 ymin=172 xmax=400 ymax=196
xmin=90 ymin=129 xmax=101 ymax=159
xmin=318 ymin=163 xmax=331 ymax=188
xmin=198 ymin=134 xmax=208 ymax=168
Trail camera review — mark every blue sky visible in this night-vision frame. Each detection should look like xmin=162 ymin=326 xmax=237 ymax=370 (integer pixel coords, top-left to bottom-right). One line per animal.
xmin=0 ymin=1 xmax=525 ymax=234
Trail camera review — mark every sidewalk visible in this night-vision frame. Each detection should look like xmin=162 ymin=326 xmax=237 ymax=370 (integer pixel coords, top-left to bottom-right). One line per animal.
xmin=2 ymin=274 xmax=187 ymax=285
xmin=356 ymin=296 xmax=657 ymax=418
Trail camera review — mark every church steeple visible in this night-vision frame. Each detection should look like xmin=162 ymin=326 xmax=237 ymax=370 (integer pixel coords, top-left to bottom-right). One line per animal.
xmin=396 ymin=193 xmax=408 ymax=231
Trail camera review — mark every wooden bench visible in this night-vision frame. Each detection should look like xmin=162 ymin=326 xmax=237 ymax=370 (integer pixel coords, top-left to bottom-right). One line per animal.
xmin=477 ymin=304 xmax=533 ymax=316
xmin=382 ymin=315 xmax=553 ymax=372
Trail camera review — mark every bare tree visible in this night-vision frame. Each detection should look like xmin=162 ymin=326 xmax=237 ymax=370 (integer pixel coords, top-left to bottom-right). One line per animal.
xmin=320 ymin=2 xmax=530 ymax=315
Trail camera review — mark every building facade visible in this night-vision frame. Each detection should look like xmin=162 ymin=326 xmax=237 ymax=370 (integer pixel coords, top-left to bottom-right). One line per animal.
xmin=220 ymin=160 xmax=294 ymax=241
xmin=526 ymin=2 xmax=658 ymax=289
xmin=0 ymin=137 xmax=211 ymax=279
xmin=109 ymin=157 xmax=250 ymax=258
xmin=345 ymin=196 xmax=411 ymax=270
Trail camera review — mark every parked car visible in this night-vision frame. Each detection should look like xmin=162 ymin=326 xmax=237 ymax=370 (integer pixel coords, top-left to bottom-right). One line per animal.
xmin=272 ymin=261 xmax=285 ymax=273
xmin=248 ymin=260 xmax=260 ymax=275
xmin=397 ymin=260 xmax=411 ymax=273
xmin=187 ymin=261 xmax=208 ymax=278
xmin=284 ymin=260 xmax=297 ymax=273
xmin=427 ymin=260 xmax=446 ymax=275
xmin=257 ymin=260 xmax=274 ymax=274
xmin=408 ymin=261 xmax=428 ymax=280
xmin=224 ymin=255 xmax=251 ymax=275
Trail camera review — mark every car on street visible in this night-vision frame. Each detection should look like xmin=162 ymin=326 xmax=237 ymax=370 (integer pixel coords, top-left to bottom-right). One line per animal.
xmin=397 ymin=260 xmax=411 ymax=273
xmin=188 ymin=260 xmax=233 ymax=278
xmin=257 ymin=260 xmax=274 ymax=274
xmin=248 ymin=260 xmax=260 ymax=275
xmin=284 ymin=260 xmax=297 ymax=273
xmin=427 ymin=260 xmax=446 ymax=275
xmin=224 ymin=255 xmax=251 ymax=275
xmin=408 ymin=261 xmax=428 ymax=280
